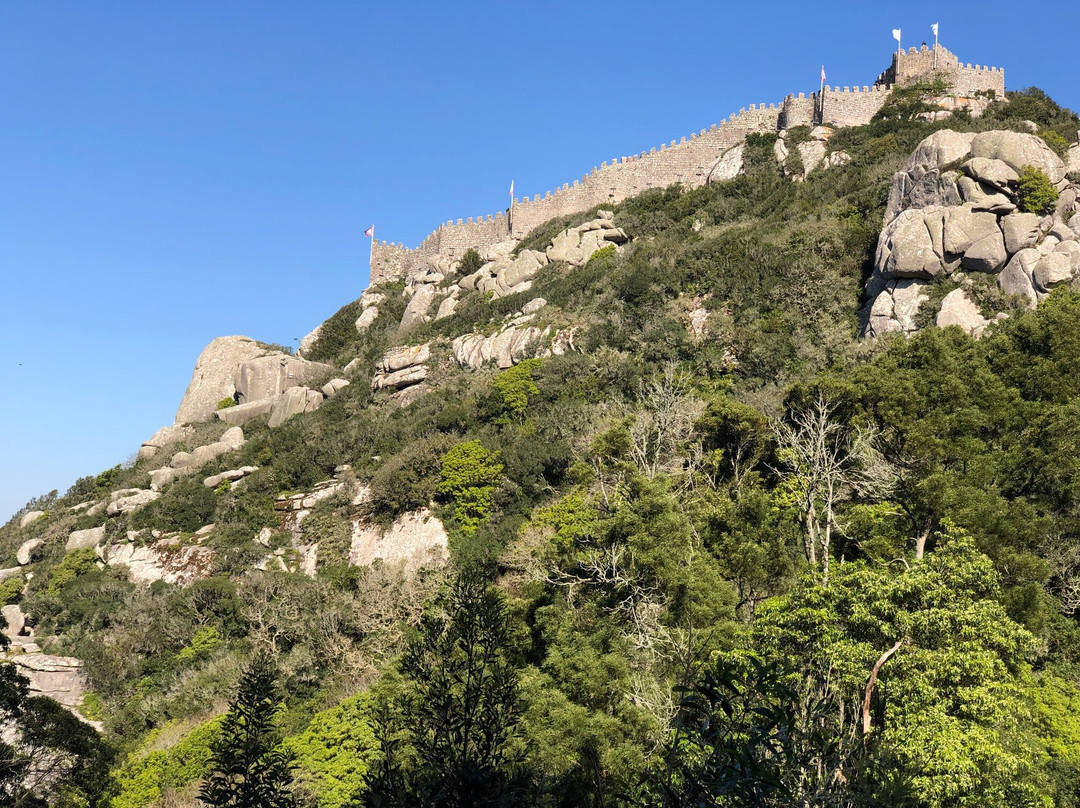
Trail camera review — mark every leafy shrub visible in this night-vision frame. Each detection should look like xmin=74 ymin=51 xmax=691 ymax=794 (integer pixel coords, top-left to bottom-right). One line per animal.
xmin=286 ymin=694 xmax=378 ymax=808
xmin=177 ymin=626 xmax=223 ymax=663
xmin=437 ymin=440 xmax=503 ymax=532
xmin=215 ymin=396 xmax=237 ymax=411
xmin=1040 ymin=129 xmax=1071 ymax=158
xmin=1016 ymin=165 xmax=1059 ymax=214
xmin=48 ymin=548 xmax=100 ymax=595
xmin=369 ymin=434 xmax=454 ymax=519
xmin=493 ymin=359 xmax=542 ymax=417
xmin=457 ymin=247 xmax=484 ymax=276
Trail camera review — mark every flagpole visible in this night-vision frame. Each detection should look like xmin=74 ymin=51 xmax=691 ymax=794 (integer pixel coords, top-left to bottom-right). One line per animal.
xmin=368 ymin=226 xmax=374 ymax=277
xmin=933 ymin=24 xmax=939 ymax=70
xmin=508 ymin=180 xmax=515 ymax=238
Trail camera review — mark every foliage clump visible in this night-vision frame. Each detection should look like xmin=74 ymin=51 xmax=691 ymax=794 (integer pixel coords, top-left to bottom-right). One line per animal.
xmin=1016 ymin=165 xmax=1060 ymax=214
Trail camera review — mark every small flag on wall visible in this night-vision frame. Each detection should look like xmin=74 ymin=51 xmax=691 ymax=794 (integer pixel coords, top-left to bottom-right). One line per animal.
xmin=364 ymin=225 xmax=374 ymax=238
xmin=892 ymin=28 xmax=902 ymax=43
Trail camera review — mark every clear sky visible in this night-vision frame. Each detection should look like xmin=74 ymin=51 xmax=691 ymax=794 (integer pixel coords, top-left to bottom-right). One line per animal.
xmin=1 ymin=1 xmax=1077 ymax=521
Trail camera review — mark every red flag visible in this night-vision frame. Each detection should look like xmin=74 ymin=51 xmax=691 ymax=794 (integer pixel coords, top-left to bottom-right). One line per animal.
xmin=364 ymin=225 xmax=374 ymax=238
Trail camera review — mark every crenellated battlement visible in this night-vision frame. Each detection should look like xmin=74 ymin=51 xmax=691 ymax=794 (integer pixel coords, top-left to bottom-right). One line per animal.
xmin=370 ymin=43 xmax=1007 ymax=284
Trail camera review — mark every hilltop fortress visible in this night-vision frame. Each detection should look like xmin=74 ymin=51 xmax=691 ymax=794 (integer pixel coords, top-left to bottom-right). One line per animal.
xmin=370 ymin=44 xmax=1005 ymax=285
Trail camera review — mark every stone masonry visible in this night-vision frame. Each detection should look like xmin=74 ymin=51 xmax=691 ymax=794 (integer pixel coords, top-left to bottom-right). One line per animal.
xmin=370 ymin=44 xmax=1006 ymax=286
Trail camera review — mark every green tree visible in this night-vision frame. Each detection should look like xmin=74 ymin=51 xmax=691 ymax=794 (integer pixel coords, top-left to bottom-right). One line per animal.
xmin=436 ymin=441 xmax=503 ymax=532
xmin=364 ymin=570 xmax=524 ymax=808
xmin=0 ymin=659 xmax=112 ymax=808
xmin=199 ymin=653 xmax=296 ymax=808
xmin=1015 ymin=165 xmax=1059 ymax=214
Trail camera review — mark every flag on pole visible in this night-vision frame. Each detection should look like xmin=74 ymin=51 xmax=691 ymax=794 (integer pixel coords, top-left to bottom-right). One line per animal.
xmin=931 ymin=22 xmax=938 ymax=37
xmin=820 ymin=65 xmax=826 ymax=84
xmin=509 ymin=179 xmax=514 ymax=197
xmin=892 ymin=28 xmax=902 ymax=44
xmin=364 ymin=225 xmax=374 ymax=238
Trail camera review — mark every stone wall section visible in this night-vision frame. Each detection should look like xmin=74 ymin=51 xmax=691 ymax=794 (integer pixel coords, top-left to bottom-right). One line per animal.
xmin=878 ymin=45 xmax=1004 ymax=98
xmin=371 ymin=44 xmax=1005 ymax=284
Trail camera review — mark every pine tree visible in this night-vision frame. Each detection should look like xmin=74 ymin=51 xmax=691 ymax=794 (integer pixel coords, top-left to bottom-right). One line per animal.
xmin=200 ymin=653 xmax=296 ymax=808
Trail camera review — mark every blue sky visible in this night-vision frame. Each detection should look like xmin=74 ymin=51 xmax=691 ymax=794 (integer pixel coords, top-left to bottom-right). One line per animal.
xmin=1 ymin=1 xmax=1077 ymax=520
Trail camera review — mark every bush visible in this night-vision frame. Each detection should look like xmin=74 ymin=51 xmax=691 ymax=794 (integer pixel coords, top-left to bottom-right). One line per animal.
xmin=216 ymin=397 xmax=237 ymax=411
xmin=436 ymin=440 xmax=503 ymax=532
xmin=1040 ymin=130 xmax=1071 ymax=158
xmin=1016 ymin=165 xmax=1059 ymax=214
xmin=458 ymin=247 xmax=484 ymax=276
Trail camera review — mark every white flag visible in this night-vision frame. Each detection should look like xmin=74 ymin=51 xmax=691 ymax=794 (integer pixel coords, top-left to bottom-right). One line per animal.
xmin=931 ymin=22 xmax=938 ymax=37
xmin=892 ymin=28 xmax=902 ymax=43
xmin=509 ymin=179 xmax=514 ymax=197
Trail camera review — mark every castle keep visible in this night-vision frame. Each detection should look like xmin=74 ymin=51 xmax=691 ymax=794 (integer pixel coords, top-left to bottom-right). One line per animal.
xmin=370 ymin=44 xmax=1005 ymax=285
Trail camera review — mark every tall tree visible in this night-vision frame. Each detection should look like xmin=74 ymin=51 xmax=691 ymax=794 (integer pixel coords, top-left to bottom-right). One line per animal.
xmin=200 ymin=653 xmax=295 ymax=808
xmin=364 ymin=569 xmax=524 ymax=808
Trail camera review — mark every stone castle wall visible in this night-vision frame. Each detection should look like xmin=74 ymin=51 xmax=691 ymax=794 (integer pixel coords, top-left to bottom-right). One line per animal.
xmin=878 ymin=44 xmax=1005 ymax=98
xmin=370 ymin=44 xmax=1005 ymax=284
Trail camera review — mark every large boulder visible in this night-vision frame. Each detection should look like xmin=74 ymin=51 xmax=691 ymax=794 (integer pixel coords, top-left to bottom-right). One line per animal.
xmin=17 ymin=538 xmax=44 ymax=565
xmin=234 ymin=354 xmax=332 ymax=405
xmin=19 ymin=511 xmax=45 ymax=528
xmin=936 ymin=289 xmax=990 ymax=338
xmin=1001 ymin=212 xmax=1041 ymax=254
xmin=876 ymin=208 xmax=945 ymax=280
xmin=707 ymin=143 xmax=745 ymax=183
xmin=67 ymin=525 xmax=105 ymax=551
xmin=865 ymin=279 xmax=929 ymax=338
xmin=137 ymin=424 xmax=193 ymax=462
xmin=400 ymin=284 xmax=438 ymax=329
xmin=268 ymin=386 xmax=323 ymax=428
xmin=11 ymin=654 xmax=87 ymax=709
xmin=969 ymin=130 xmax=1066 ymax=184
xmin=106 ymin=489 xmax=161 ymax=517
xmin=998 ymin=248 xmax=1040 ymax=304
xmin=103 ymin=540 xmax=214 ymax=586
xmin=215 ymin=397 xmax=275 ymax=425
xmin=174 ymin=336 xmax=268 ymax=425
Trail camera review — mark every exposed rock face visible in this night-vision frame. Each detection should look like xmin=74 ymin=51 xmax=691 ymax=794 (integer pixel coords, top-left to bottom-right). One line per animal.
xmin=321 ymin=378 xmax=350 ymax=398
xmin=234 ymin=354 xmax=332 ymax=405
xmin=452 ymin=323 xmax=550 ymax=370
xmin=297 ymin=325 xmax=323 ymax=357
xmin=350 ymin=508 xmax=449 ymax=575
xmin=936 ymin=288 xmax=990 ymax=338
xmin=706 ymin=143 xmax=744 ymax=183
xmin=203 ymin=466 xmax=259 ymax=489
xmin=19 ymin=511 xmax=45 ymax=528
xmin=268 ymin=386 xmax=323 ymax=428
xmin=102 ymin=539 xmax=214 ymax=586
xmin=864 ymin=130 xmax=1077 ymax=338
xmin=372 ymin=344 xmax=431 ymax=394
xmin=11 ymin=654 xmax=88 ymax=709
xmin=137 ymin=424 xmax=194 ymax=462
xmin=355 ymin=291 xmax=385 ymax=333
xmin=105 ymin=489 xmax=161 ymax=517
xmin=67 ymin=525 xmax=105 ymax=552
xmin=172 ymin=335 xmax=331 ymax=428
xmin=865 ymin=279 xmax=930 ymax=338
xmin=215 ymin=397 xmax=275 ymax=426
xmin=174 ymin=336 xmax=268 ymax=425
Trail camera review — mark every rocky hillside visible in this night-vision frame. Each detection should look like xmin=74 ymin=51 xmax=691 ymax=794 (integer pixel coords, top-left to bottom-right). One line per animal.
xmin=4 ymin=86 xmax=1080 ymax=808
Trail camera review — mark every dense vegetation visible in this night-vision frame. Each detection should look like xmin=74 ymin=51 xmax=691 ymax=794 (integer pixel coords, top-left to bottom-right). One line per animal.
xmin=1 ymin=88 xmax=1079 ymax=807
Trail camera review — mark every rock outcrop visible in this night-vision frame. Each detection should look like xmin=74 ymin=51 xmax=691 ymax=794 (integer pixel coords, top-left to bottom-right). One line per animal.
xmin=101 ymin=538 xmax=214 ymax=587
xmin=172 ymin=336 xmax=331 ymax=427
xmin=19 ymin=510 xmax=45 ymax=528
xmin=267 ymin=386 xmax=323 ymax=428
xmin=149 ymin=427 xmax=246 ymax=491
xmin=10 ymin=654 xmax=88 ymax=709
xmin=864 ymin=129 xmax=1078 ymax=338
xmin=173 ymin=336 xmax=269 ymax=425
xmin=67 ymin=525 xmax=105 ymax=552
xmin=350 ymin=508 xmax=449 ymax=575
xmin=371 ymin=344 xmax=430 ymax=400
